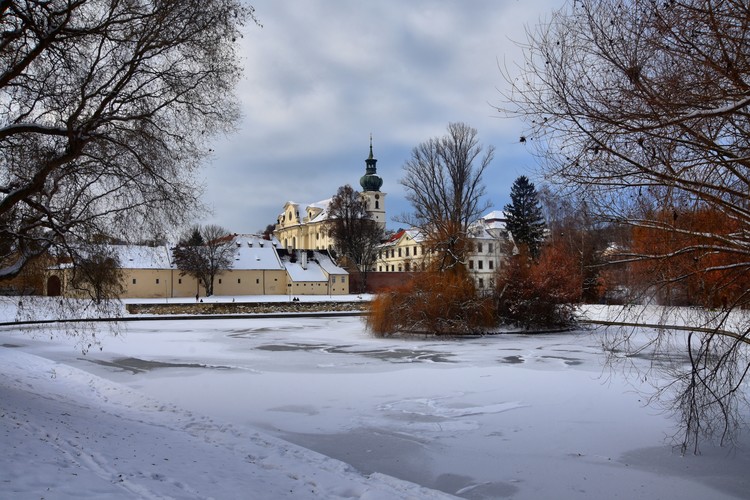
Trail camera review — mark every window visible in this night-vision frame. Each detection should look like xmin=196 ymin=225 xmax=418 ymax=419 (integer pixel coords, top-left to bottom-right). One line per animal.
xmin=479 ymin=278 xmax=485 ymax=288
xmin=256 ymin=278 xmax=260 ymax=284
xmin=398 ymin=248 xmax=402 ymax=257
xmin=132 ymin=278 xmax=137 ymax=285
xmin=398 ymin=265 xmax=402 ymax=272
xmin=332 ymin=276 xmax=336 ymax=283
xmin=391 ymin=249 xmax=395 ymax=258
xmin=478 ymin=261 xmax=484 ymax=270
xmin=178 ymin=278 xmax=182 ymax=284
xmin=469 ymin=260 xmax=474 ymax=270
xmin=379 ymin=266 xmax=382 ymax=272
xmin=375 ymin=200 xmax=379 ymax=209
xmin=156 ymin=278 xmax=160 ymax=284
xmin=405 ymin=247 xmax=410 ymax=257
xmin=342 ymin=276 xmax=346 ymax=283
xmin=489 ymin=260 xmax=494 ymax=270
xmin=405 ymin=262 xmax=410 ymax=272
xmin=477 ymin=242 xmax=483 ymax=253
xmin=218 ymin=278 xmax=222 ymax=284
xmin=391 ymin=265 xmax=395 ymax=272
xmin=488 ymin=243 xmax=494 ymax=253
xmin=237 ymin=278 xmax=241 ymax=284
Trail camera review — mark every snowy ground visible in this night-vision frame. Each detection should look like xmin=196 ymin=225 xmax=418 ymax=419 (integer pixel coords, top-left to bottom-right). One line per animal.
xmin=2 ymin=303 xmax=750 ymax=499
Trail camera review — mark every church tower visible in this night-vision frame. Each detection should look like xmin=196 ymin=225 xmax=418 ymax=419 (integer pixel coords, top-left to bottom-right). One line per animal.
xmin=359 ymin=135 xmax=386 ymax=228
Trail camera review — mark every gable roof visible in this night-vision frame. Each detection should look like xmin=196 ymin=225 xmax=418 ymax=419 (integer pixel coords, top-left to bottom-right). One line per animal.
xmin=115 ymin=245 xmax=173 ymax=270
xmin=278 ymin=250 xmax=348 ymax=283
xmin=230 ymin=234 xmax=284 ymax=270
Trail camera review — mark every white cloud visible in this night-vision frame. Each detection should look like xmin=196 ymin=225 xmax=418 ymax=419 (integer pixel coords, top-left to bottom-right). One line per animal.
xmin=201 ymin=0 xmax=564 ymax=233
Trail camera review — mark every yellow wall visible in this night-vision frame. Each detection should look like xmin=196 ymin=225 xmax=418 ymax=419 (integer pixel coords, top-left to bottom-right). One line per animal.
xmin=50 ymin=259 xmax=348 ymax=298
xmin=213 ymin=270 xmax=288 ymax=296
xmin=286 ymin=274 xmax=348 ymax=296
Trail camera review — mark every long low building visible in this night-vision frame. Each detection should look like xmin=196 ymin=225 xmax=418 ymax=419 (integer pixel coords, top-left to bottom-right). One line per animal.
xmin=46 ymin=234 xmax=349 ymax=299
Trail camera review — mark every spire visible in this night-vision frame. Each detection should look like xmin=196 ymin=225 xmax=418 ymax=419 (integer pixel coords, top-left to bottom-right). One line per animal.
xmin=360 ymin=134 xmax=383 ymax=192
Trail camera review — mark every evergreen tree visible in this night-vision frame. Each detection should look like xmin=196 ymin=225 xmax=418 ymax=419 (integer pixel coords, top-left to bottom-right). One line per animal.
xmin=504 ymin=176 xmax=546 ymax=258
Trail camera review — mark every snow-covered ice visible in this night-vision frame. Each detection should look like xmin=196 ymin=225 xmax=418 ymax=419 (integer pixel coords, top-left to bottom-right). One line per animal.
xmin=1 ymin=309 xmax=750 ymax=499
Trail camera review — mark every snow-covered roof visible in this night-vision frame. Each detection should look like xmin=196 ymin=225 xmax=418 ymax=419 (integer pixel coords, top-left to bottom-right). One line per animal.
xmin=482 ymin=210 xmax=507 ymax=222
xmin=283 ymin=256 xmax=327 ymax=283
xmin=379 ymin=228 xmax=426 ymax=248
xmin=231 ymin=235 xmax=284 ymax=270
xmin=404 ymin=228 xmax=425 ymax=243
xmin=470 ymin=212 xmax=509 ymax=237
xmin=316 ymin=252 xmax=348 ymax=276
xmin=280 ymin=251 xmax=347 ymax=283
xmin=307 ymin=198 xmax=332 ymax=211
xmin=115 ymin=245 xmax=173 ymax=269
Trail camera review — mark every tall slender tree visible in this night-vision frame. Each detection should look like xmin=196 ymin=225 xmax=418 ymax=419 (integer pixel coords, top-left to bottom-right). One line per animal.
xmin=504 ymin=176 xmax=546 ymax=259
xmin=399 ymin=122 xmax=494 ymax=271
xmin=368 ymin=123 xmax=496 ymax=335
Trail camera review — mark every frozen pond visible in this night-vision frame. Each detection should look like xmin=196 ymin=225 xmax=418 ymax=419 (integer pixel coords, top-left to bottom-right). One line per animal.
xmin=3 ymin=315 xmax=750 ymax=499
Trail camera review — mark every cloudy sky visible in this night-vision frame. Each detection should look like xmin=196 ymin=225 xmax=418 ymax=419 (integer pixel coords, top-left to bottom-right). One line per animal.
xmin=199 ymin=0 xmax=564 ymax=234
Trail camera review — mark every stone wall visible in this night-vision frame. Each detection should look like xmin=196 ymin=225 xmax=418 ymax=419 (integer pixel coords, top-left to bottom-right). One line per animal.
xmin=126 ymin=301 xmax=369 ymax=316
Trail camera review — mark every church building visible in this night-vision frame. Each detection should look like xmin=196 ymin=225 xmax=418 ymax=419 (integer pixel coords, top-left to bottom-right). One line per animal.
xmin=274 ymin=138 xmax=386 ymax=251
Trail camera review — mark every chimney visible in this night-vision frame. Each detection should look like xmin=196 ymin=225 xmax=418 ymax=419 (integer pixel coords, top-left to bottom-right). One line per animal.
xmin=300 ymin=251 xmax=308 ymax=270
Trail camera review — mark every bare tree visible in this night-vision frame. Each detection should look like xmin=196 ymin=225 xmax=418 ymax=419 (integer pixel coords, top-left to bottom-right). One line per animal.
xmin=501 ymin=0 xmax=750 ymax=451
xmin=399 ymin=122 xmax=494 ymax=271
xmin=172 ymin=224 xmax=234 ymax=296
xmin=70 ymin=246 xmax=123 ymax=305
xmin=0 ymin=0 xmax=256 ymax=283
xmin=327 ymin=185 xmax=384 ymax=292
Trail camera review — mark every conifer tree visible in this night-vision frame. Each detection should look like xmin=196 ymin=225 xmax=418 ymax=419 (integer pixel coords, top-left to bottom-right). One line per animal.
xmin=504 ymin=176 xmax=546 ymax=258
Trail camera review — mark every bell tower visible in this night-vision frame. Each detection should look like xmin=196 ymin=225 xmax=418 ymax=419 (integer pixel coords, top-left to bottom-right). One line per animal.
xmin=359 ymin=135 xmax=386 ymax=228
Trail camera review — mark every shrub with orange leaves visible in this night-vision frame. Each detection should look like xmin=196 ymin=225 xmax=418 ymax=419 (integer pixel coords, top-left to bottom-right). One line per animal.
xmin=628 ymin=207 xmax=750 ymax=308
xmin=496 ymin=242 xmax=583 ymax=328
xmin=366 ymin=268 xmax=496 ymax=336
